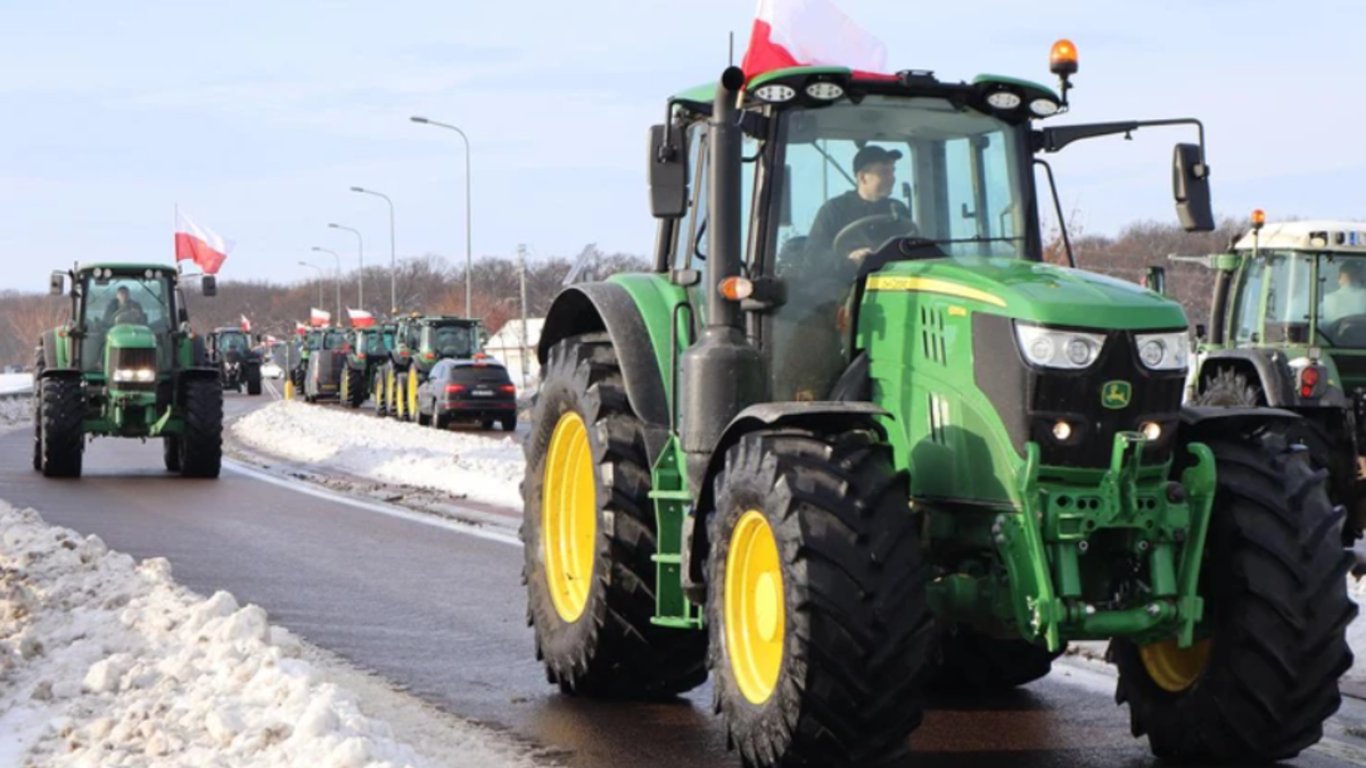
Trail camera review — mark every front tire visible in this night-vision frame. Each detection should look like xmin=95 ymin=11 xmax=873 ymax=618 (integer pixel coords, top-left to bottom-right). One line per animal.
xmin=40 ymin=376 xmax=83 ymax=478
xmin=179 ymin=377 xmax=222 ymax=478
xmin=708 ymin=428 xmax=932 ymax=768
xmin=501 ymin=414 xmax=517 ymax=432
xmin=163 ymin=436 xmax=182 ymax=472
xmin=1110 ymin=429 xmax=1355 ymax=763
xmin=522 ymin=334 xmax=707 ymax=698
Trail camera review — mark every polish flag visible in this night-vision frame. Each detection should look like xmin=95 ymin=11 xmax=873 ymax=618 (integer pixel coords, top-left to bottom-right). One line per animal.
xmin=239 ymin=314 xmax=252 ymax=332
xmin=347 ymin=308 xmax=376 ymax=328
xmin=174 ymin=210 xmax=230 ymax=275
xmin=741 ymin=0 xmax=889 ymax=80
xmin=310 ymin=308 xmax=331 ymax=327
xmin=294 ymin=322 xmax=308 ymax=336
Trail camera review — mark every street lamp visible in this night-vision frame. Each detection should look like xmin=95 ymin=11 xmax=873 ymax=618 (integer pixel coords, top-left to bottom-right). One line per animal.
xmin=350 ymin=186 xmax=396 ymax=316
xmin=410 ymin=115 xmax=473 ymax=316
xmin=328 ymin=222 xmax=364 ymax=310
xmin=298 ymin=261 xmax=325 ymax=309
xmin=310 ymin=246 xmax=342 ymax=322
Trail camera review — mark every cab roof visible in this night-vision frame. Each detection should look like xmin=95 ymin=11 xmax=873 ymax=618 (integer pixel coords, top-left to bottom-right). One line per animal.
xmin=1234 ymin=221 xmax=1366 ymax=253
xmin=77 ymin=263 xmax=177 ymax=275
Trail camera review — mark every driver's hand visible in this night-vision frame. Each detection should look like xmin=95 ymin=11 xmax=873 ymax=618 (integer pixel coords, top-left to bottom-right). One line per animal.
xmin=848 ymin=247 xmax=873 ymax=264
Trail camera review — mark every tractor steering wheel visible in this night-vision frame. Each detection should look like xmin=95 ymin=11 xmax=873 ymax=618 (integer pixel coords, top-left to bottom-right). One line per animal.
xmin=831 ymin=213 xmax=919 ymax=263
xmin=112 ymin=307 xmax=147 ymax=326
xmin=1328 ymin=314 xmax=1366 ymax=345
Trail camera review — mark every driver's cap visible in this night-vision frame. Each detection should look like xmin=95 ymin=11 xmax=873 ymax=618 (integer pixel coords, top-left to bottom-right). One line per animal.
xmin=853 ymin=145 xmax=903 ymax=174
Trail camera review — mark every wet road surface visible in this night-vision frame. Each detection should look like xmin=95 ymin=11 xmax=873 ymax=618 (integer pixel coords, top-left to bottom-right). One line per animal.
xmin=4 ymin=387 xmax=1365 ymax=768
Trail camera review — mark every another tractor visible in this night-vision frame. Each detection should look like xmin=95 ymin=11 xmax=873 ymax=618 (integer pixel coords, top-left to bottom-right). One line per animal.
xmin=383 ymin=315 xmax=482 ymax=422
xmin=34 ymin=263 xmax=223 ymax=479
xmin=340 ymin=324 xmax=392 ymax=409
xmin=1187 ymin=214 xmax=1366 ymax=542
xmin=206 ymin=326 xmax=263 ymax=395
xmin=302 ymin=327 xmax=348 ymax=403
xmin=519 ymin=45 xmax=1355 ymax=767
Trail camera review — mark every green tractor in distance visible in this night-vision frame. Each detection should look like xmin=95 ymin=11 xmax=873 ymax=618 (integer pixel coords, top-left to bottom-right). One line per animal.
xmin=1186 ymin=215 xmax=1366 ymax=543
xmin=340 ymin=323 xmax=393 ymax=409
xmin=289 ymin=328 xmax=321 ymax=393
xmin=34 ymin=263 xmax=223 ymax=479
xmin=519 ymin=46 xmax=1355 ymax=767
xmin=375 ymin=316 xmax=417 ymax=419
xmin=205 ymin=326 xmax=263 ymax=396
xmin=382 ymin=315 xmax=482 ymax=423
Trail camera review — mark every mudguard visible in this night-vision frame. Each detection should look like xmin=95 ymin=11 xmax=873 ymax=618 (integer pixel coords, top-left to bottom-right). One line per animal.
xmin=1195 ymin=349 xmax=1296 ymax=406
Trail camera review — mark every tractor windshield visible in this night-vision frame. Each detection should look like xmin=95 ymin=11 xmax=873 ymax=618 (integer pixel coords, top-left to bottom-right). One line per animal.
xmin=79 ymin=273 xmax=175 ymax=373
xmin=218 ymin=332 xmax=250 ymax=352
xmin=1232 ymin=251 xmax=1366 ymax=348
xmin=323 ymin=331 xmax=348 ymax=350
xmin=431 ymin=325 xmax=476 ymax=358
xmin=772 ymin=96 xmax=1028 ymax=280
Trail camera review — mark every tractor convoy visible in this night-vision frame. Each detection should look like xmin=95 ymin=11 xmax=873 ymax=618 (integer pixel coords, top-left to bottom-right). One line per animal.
xmin=518 ymin=41 xmax=1355 ymax=768
xmin=27 ymin=36 xmax=1359 ymax=768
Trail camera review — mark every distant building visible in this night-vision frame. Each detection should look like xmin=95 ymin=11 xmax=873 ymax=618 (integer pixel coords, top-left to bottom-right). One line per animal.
xmin=484 ymin=318 xmax=543 ymax=388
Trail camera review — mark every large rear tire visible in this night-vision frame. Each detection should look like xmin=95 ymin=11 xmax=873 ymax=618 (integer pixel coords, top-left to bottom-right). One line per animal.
xmin=246 ymin=364 xmax=262 ymax=396
xmin=373 ymin=367 xmax=388 ymax=417
xmin=1110 ymin=428 xmax=1355 ymax=763
xmin=708 ymin=428 xmax=932 ymax=768
xmin=40 ymin=376 xmax=83 ymax=478
xmin=522 ymin=334 xmax=707 ymax=698
xmin=930 ymin=628 xmax=1060 ymax=691
xmin=345 ymin=368 xmax=366 ymax=408
xmin=179 ymin=378 xmax=222 ymax=479
xmin=163 ymin=436 xmax=182 ymax=472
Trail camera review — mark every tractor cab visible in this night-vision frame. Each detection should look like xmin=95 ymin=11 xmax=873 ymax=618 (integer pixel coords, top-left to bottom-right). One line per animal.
xmin=74 ymin=266 xmax=178 ymax=376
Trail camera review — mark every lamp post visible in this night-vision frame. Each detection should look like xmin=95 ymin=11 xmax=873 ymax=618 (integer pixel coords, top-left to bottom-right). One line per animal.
xmin=350 ymin=187 xmax=396 ymax=316
xmin=310 ymin=246 xmax=342 ymax=322
xmin=297 ymin=261 xmax=325 ymax=309
xmin=329 ymin=222 xmax=364 ymax=310
xmin=410 ymin=116 xmax=473 ymax=316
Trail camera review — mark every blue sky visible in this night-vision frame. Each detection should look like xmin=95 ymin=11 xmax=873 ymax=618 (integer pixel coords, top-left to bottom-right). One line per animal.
xmin=1 ymin=0 xmax=1362 ymax=294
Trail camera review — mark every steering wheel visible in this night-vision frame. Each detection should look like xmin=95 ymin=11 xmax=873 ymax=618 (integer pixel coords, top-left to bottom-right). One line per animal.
xmin=832 ymin=213 xmax=919 ymax=262
xmin=1327 ymin=314 xmax=1366 ymax=345
xmin=112 ymin=308 xmax=146 ymax=326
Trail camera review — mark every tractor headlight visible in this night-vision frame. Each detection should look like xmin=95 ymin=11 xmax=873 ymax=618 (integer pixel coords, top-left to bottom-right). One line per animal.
xmin=112 ymin=368 xmax=156 ymax=383
xmin=1134 ymin=331 xmax=1189 ymax=371
xmin=1014 ymin=323 xmax=1105 ymax=369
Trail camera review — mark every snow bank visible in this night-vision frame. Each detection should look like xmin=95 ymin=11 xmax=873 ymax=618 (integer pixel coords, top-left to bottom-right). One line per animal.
xmin=0 ymin=372 xmax=33 ymax=396
xmin=0 ymin=396 xmax=30 ymax=428
xmin=231 ymin=401 xmax=524 ymax=509
xmin=0 ymin=504 xmax=538 ymax=768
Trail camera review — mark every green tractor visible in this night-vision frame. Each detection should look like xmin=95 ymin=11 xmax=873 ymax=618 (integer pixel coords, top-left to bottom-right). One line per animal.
xmin=34 ymin=263 xmax=223 ymax=479
xmin=383 ymin=315 xmax=482 ymax=423
xmin=1187 ymin=215 xmax=1366 ymax=543
xmin=205 ymin=327 xmax=263 ymax=395
xmin=520 ymin=49 xmax=1355 ymax=767
xmin=340 ymin=323 xmax=392 ymax=409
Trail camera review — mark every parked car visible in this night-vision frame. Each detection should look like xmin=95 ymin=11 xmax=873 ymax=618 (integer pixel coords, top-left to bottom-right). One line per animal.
xmin=417 ymin=355 xmax=517 ymax=430
xmin=261 ymin=360 xmax=284 ymax=379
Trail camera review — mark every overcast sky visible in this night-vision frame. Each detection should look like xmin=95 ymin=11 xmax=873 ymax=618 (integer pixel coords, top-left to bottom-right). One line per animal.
xmin=1 ymin=0 xmax=1362 ymax=294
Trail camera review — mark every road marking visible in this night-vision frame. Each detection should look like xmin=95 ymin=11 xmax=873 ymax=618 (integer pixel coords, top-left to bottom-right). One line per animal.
xmin=222 ymin=458 xmax=523 ymax=548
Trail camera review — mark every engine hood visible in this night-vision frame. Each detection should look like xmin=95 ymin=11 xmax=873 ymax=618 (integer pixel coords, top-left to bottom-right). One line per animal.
xmin=105 ymin=323 xmax=158 ymax=349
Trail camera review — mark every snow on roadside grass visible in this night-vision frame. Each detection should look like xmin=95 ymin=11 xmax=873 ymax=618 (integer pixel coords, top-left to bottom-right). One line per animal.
xmin=0 ymin=503 xmax=540 ymax=768
xmin=0 ymin=396 xmax=30 ymax=428
xmin=231 ymin=401 xmax=524 ymax=509
xmin=0 ymin=373 xmax=33 ymax=396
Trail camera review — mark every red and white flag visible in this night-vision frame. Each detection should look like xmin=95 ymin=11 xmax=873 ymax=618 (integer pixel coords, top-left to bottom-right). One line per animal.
xmin=174 ymin=210 xmax=230 ymax=275
xmin=741 ymin=0 xmax=888 ymax=80
xmin=294 ymin=322 xmax=308 ymax=336
xmin=347 ymin=308 xmax=376 ymax=328
xmin=309 ymin=308 xmax=331 ymax=327
xmin=239 ymin=314 xmax=252 ymax=332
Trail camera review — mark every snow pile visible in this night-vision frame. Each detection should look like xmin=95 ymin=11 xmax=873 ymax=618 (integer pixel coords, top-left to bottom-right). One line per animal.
xmin=231 ymin=401 xmax=524 ymax=509
xmin=0 ymin=396 xmax=31 ymax=428
xmin=0 ymin=504 xmax=523 ymax=768
xmin=0 ymin=372 xmax=33 ymax=396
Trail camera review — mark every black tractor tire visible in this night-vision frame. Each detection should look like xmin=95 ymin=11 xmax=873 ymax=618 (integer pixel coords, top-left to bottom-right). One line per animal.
xmin=40 ymin=376 xmax=84 ymax=478
xmin=372 ymin=368 xmax=388 ymax=417
xmin=1193 ymin=367 xmax=1261 ymax=406
xmin=394 ymin=372 xmax=408 ymax=420
xmin=522 ymin=333 xmax=708 ymax=698
xmin=501 ymin=414 xmax=517 ymax=432
xmin=707 ymin=428 xmax=932 ymax=768
xmin=345 ymin=368 xmax=366 ymax=409
xmin=163 ymin=436 xmax=182 ymax=472
xmin=32 ymin=346 xmax=44 ymax=472
xmin=930 ymin=628 xmax=1061 ymax=691
xmin=1110 ymin=429 xmax=1355 ymax=763
xmin=178 ymin=377 xmax=222 ymax=479
xmin=246 ymin=364 xmax=262 ymax=396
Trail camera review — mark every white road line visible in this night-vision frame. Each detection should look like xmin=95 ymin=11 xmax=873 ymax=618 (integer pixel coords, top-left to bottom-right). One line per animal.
xmin=222 ymin=458 xmax=523 ymax=548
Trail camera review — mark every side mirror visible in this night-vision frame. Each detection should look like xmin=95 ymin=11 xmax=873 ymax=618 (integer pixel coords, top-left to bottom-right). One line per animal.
xmin=1143 ymin=265 xmax=1167 ymax=295
xmin=201 ymin=275 xmax=218 ymax=297
xmin=1173 ymin=143 xmax=1213 ymax=232
xmin=648 ymin=124 xmax=687 ymax=219
xmin=1195 ymin=323 xmax=1207 ymax=340
xmin=49 ymin=271 xmax=66 ymax=296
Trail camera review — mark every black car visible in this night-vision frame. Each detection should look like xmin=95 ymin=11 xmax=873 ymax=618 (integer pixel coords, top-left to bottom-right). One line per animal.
xmin=418 ymin=356 xmax=517 ymax=431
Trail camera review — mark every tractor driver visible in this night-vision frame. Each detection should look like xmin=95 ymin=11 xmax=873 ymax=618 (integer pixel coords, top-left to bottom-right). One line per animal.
xmin=1324 ymin=261 xmax=1366 ymax=324
xmin=804 ymin=145 xmax=913 ymax=280
xmin=104 ymin=285 xmax=147 ymax=325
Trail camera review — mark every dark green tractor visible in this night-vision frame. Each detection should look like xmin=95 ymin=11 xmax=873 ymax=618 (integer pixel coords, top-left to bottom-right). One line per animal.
xmin=1187 ymin=215 xmax=1366 ymax=543
xmin=391 ymin=315 xmax=482 ymax=424
xmin=35 ymin=263 xmax=223 ymax=478
xmin=520 ymin=47 xmax=1354 ymax=767
xmin=206 ymin=327 xmax=263 ymax=395
xmin=340 ymin=324 xmax=392 ymax=409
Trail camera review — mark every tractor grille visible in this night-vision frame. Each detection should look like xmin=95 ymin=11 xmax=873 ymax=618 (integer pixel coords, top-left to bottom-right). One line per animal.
xmin=973 ymin=315 xmax=1184 ymax=469
xmin=111 ymin=347 xmax=158 ymax=391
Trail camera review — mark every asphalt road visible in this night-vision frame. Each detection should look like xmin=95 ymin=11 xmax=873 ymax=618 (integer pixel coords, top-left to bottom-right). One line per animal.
xmin=5 ymin=388 xmax=1366 ymax=768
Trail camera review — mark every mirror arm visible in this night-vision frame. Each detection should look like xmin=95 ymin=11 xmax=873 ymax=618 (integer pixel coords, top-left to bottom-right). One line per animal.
xmin=1038 ymin=117 xmax=1207 ymax=170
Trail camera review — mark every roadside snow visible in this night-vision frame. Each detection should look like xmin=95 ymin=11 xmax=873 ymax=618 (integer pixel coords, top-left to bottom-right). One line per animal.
xmin=231 ymin=401 xmax=524 ymax=509
xmin=0 ymin=373 xmax=33 ymax=396
xmin=0 ymin=396 xmax=30 ymax=428
xmin=0 ymin=503 xmax=542 ymax=768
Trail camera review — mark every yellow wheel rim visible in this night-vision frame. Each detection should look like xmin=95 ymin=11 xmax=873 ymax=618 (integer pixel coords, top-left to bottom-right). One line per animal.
xmin=1139 ymin=637 xmax=1212 ymax=693
xmin=541 ymin=411 xmax=597 ymax=623
xmin=408 ymin=371 xmax=419 ymax=417
xmin=725 ymin=509 xmax=784 ymax=705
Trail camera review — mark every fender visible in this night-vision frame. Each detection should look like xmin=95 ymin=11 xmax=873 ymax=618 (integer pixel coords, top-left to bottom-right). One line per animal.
xmin=681 ymin=401 xmax=890 ymax=598
xmin=539 ymin=280 xmax=676 ymax=431
xmin=1195 ymin=349 xmax=1295 ymax=406
xmin=1178 ymin=404 xmax=1303 ymax=443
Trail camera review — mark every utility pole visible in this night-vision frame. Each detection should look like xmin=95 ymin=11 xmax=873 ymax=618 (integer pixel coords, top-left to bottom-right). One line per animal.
xmin=517 ymin=244 xmax=530 ymax=387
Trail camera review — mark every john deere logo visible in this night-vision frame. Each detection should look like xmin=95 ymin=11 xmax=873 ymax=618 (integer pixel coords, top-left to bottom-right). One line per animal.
xmin=1102 ymin=381 xmax=1132 ymax=409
